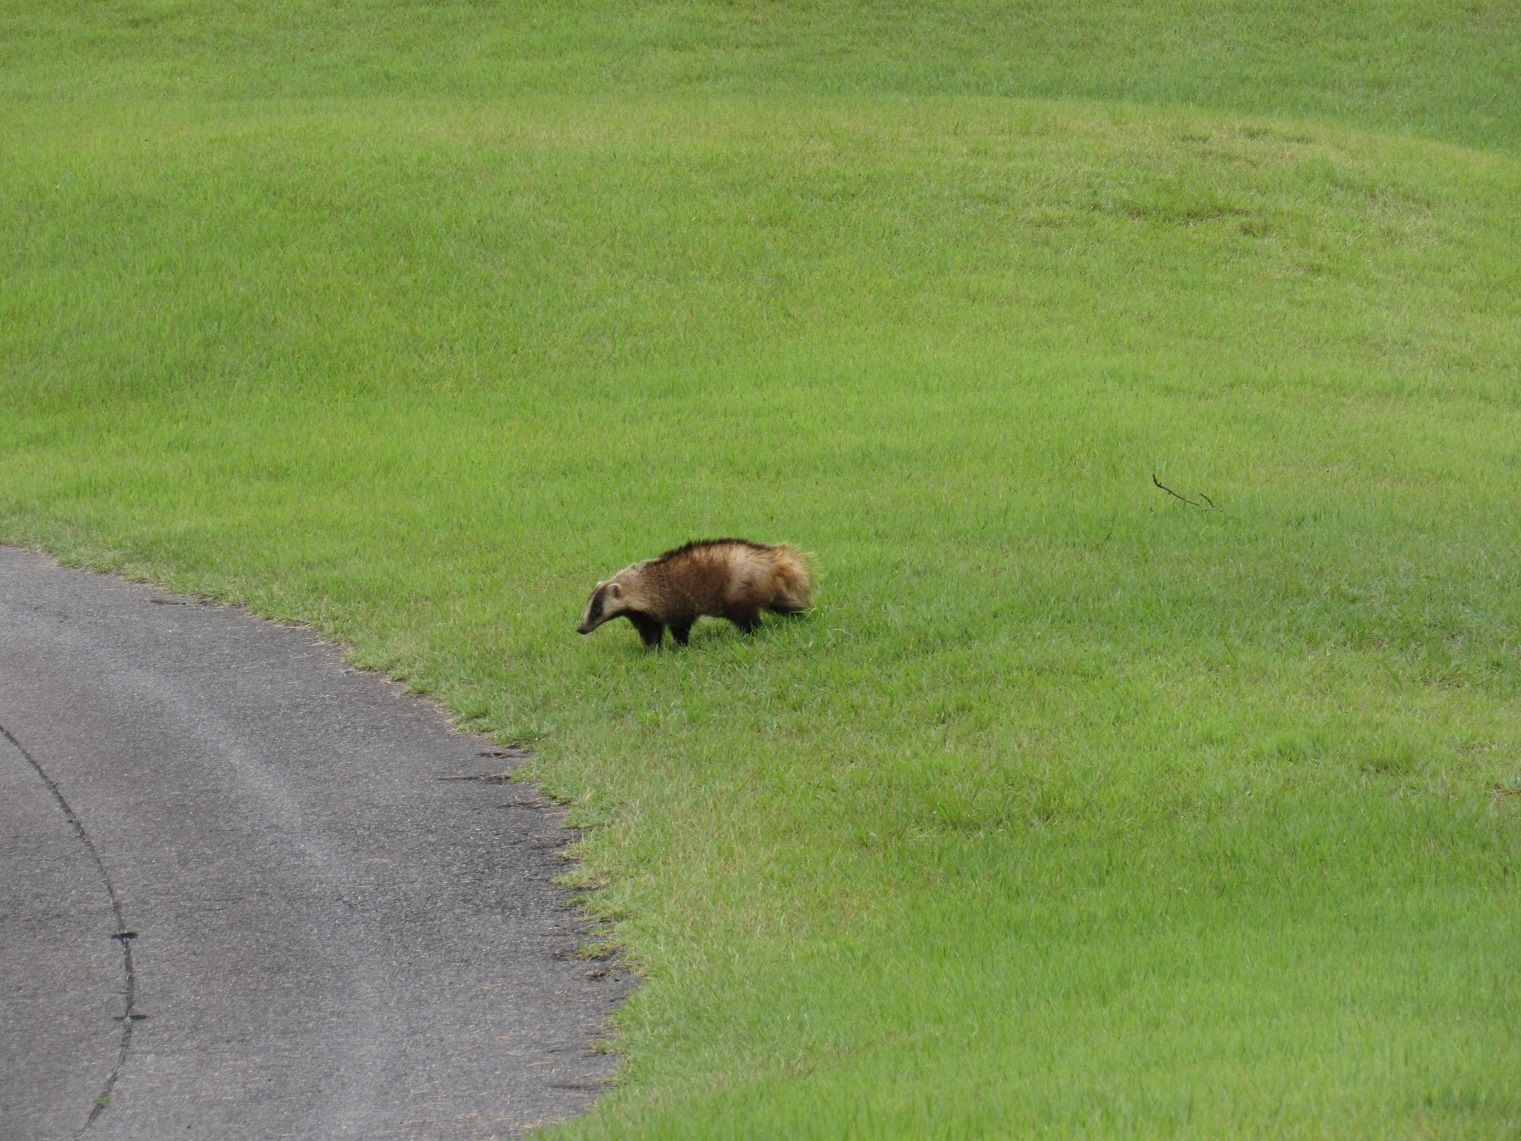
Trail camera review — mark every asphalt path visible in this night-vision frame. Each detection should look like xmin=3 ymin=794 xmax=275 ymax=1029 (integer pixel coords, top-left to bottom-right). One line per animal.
xmin=0 ymin=547 xmax=630 ymax=1139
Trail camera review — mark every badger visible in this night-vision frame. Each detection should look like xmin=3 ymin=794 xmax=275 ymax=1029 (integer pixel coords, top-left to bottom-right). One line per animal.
xmin=577 ymin=538 xmax=813 ymax=649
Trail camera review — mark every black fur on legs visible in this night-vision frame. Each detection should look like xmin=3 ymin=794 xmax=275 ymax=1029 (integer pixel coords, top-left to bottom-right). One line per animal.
xmin=724 ymin=604 xmax=762 ymax=633
xmin=627 ymin=611 xmax=664 ymax=649
xmin=670 ymin=621 xmax=693 ymax=646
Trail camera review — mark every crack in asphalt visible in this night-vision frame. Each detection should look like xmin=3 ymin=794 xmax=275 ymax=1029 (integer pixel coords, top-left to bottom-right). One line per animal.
xmin=0 ymin=720 xmax=139 ymax=1135
xmin=1 ymin=547 xmax=632 ymax=1136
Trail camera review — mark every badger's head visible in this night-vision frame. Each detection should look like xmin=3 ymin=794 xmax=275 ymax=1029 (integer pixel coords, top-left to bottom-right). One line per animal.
xmin=577 ymin=579 xmax=627 ymax=635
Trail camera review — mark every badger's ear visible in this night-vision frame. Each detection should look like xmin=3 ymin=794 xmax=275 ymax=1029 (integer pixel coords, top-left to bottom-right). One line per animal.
xmin=608 ymin=583 xmax=622 ymax=599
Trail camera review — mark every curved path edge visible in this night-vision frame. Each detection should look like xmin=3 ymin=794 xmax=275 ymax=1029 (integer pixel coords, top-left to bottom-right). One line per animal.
xmin=0 ymin=547 xmax=631 ymax=1139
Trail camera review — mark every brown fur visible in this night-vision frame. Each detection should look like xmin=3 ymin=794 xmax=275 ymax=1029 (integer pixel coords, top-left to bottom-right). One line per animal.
xmin=577 ymin=539 xmax=813 ymax=648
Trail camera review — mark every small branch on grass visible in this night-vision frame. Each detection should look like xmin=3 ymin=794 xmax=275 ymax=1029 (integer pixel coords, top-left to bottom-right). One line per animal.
xmin=1152 ymin=472 xmax=1217 ymax=510
xmin=1087 ymin=514 xmax=1117 ymax=553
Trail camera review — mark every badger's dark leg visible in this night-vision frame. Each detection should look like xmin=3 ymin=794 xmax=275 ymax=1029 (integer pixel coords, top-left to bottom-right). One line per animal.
xmin=628 ymin=612 xmax=664 ymax=649
xmin=724 ymin=605 xmax=762 ymax=634
xmin=670 ymin=621 xmax=693 ymax=646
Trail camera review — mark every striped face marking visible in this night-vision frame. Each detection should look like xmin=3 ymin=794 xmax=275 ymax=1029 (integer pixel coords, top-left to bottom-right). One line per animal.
xmin=578 ymin=581 xmax=621 ymax=634
xmin=578 ymin=585 xmax=605 ymax=634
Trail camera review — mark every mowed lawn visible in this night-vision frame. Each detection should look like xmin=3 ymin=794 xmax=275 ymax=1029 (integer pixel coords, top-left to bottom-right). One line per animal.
xmin=3 ymin=3 xmax=1520 ymax=1136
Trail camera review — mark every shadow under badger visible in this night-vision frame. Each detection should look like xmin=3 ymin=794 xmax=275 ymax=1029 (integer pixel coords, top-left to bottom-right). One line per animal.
xmin=578 ymin=539 xmax=813 ymax=648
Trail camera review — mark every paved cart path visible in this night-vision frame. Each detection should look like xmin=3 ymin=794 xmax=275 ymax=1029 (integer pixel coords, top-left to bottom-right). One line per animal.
xmin=0 ymin=547 xmax=629 ymax=1139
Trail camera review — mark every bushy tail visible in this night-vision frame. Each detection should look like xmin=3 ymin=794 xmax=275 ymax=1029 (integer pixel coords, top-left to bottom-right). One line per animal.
xmin=770 ymin=545 xmax=814 ymax=613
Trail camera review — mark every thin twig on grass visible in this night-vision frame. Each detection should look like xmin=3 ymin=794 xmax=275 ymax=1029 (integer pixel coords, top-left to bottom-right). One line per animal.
xmin=1152 ymin=472 xmax=1217 ymax=509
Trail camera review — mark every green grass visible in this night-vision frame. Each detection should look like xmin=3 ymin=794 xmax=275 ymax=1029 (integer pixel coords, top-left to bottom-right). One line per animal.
xmin=4 ymin=4 xmax=1521 ymax=1136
